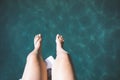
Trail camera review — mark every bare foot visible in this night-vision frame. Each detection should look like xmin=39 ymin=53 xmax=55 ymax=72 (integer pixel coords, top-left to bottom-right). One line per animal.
xmin=56 ymin=34 xmax=67 ymax=55
xmin=34 ymin=34 xmax=42 ymax=52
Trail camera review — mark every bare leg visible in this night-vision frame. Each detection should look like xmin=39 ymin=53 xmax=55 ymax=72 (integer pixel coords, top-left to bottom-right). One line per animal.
xmin=52 ymin=34 xmax=75 ymax=80
xmin=21 ymin=34 xmax=47 ymax=80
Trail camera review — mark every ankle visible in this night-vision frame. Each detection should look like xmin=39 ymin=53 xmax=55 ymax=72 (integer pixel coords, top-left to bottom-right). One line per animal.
xmin=56 ymin=48 xmax=68 ymax=55
xmin=34 ymin=48 xmax=41 ymax=53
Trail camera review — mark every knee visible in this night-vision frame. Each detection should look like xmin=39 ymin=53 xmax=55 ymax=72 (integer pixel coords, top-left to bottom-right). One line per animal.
xmin=26 ymin=53 xmax=39 ymax=62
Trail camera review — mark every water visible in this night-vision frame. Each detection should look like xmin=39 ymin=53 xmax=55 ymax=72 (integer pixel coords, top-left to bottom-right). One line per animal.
xmin=0 ymin=0 xmax=120 ymax=80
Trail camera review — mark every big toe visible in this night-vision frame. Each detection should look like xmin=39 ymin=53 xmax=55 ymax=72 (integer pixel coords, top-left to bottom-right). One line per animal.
xmin=34 ymin=34 xmax=42 ymax=49
xmin=34 ymin=34 xmax=41 ymax=43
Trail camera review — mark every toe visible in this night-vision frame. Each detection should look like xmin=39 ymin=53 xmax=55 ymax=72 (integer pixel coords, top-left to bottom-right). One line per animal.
xmin=59 ymin=35 xmax=64 ymax=40
xmin=35 ymin=34 xmax=39 ymax=38
xmin=34 ymin=34 xmax=42 ymax=45
xmin=56 ymin=34 xmax=64 ymax=43
xmin=56 ymin=34 xmax=60 ymax=39
xmin=34 ymin=35 xmax=40 ymax=41
xmin=34 ymin=34 xmax=42 ymax=50
xmin=38 ymin=34 xmax=41 ymax=37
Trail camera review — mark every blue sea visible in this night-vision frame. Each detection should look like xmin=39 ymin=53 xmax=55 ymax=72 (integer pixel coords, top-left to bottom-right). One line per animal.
xmin=0 ymin=0 xmax=120 ymax=80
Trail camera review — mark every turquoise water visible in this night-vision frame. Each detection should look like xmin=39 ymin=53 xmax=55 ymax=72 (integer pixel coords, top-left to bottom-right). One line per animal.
xmin=0 ymin=0 xmax=120 ymax=80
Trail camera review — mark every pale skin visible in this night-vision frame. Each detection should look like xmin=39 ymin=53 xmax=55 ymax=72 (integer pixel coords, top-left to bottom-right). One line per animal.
xmin=21 ymin=34 xmax=75 ymax=80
